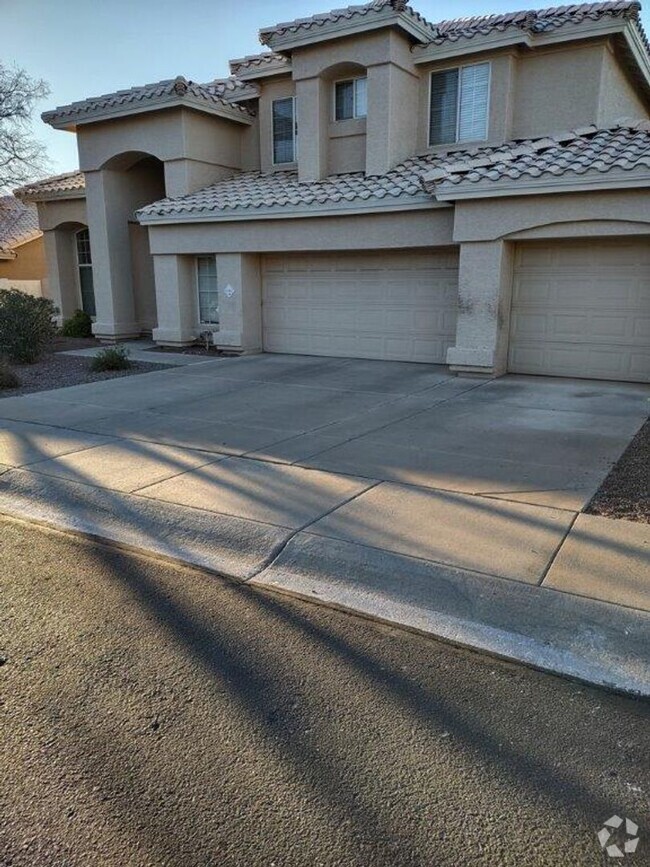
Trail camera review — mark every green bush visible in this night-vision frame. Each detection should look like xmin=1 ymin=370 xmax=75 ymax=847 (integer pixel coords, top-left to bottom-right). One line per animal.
xmin=0 ymin=358 xmax=20 ymax=390
xmin=89 ymin=345 xmax=132 ymax=372
xmin=0 ymin=289 xmax=58 ymax=364
xmin=61 ymin=309 xmax=93 ymax=338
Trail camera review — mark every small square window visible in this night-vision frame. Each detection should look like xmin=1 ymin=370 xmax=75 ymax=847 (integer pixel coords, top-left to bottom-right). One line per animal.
xmin=334 ymin=77 xmax=367 ymax=121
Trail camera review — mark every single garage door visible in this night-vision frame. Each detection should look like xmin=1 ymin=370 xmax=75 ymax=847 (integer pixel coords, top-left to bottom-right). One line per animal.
xmin=509 ymin=240 xmax=650 ymax=383
xmin=262 ymin=250 xmax=459 ymax=363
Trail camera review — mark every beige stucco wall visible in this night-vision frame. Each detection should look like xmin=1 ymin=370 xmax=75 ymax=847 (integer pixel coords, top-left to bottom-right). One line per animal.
xmin=512 ymin=42 xmax=605 ymax=138
xmin=36 ymin=197 xmax=87 ymax=232
xmin=0 ymin=236 xmax=47 ymax=282
xmin=146 ymin=206 xmax=455 ymax=255
xmin=77 ymin=107 xmax=245 ymax=196
xmin=452 ymin=189 xmax=650 ymax=242
xmin=598 ymin=44 xmax=649 ymax=125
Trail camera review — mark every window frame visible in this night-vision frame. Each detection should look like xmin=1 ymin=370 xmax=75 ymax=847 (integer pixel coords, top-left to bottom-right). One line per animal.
xmin=196 ymin=255 xmax=219 ymax=327
xmin=333 ymin=76 xmax=368 ymax=121
xmin=428 ymin=61 xmax=491 ymax=147
xmin=271 ymin=95 xmax=297 ymax=166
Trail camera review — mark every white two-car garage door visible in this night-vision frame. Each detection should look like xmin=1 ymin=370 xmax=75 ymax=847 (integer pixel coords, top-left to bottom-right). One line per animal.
xmin=509 ymin=240 xmax=650 ymax=383
xmin=262 ymin=250 xmax=459 ymax=363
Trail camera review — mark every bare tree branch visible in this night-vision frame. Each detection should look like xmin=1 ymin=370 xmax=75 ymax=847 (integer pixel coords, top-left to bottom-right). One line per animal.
xmin=0 ymin=62 xmax=51 ymax=192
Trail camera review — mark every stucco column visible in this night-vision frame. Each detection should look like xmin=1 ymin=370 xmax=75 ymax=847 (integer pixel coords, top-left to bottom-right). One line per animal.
xmin=366 ymin=63 xmax=417 ymax=175
xmin=151 ymin=254 xmax=197 ymax=346
xmin=214 ymin=253 xmax=262 ymax=354
xmin=296 ymin=77 xmax=328 ymax=182
xmin=447 ymin=240 xmax=514 ymax=376
xmin=41 ymin=229 xmax=78 ymax=325
xmin=85 ymin=169 xmax=141 ymax=340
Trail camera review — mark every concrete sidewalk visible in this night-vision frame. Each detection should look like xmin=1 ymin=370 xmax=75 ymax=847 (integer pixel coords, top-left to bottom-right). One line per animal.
xmin=0 ymin=356 xmax=648 ymax=695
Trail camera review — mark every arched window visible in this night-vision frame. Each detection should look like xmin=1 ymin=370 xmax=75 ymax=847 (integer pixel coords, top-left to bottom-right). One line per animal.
xmin=75 ymin=228 xmax=96 ymax=317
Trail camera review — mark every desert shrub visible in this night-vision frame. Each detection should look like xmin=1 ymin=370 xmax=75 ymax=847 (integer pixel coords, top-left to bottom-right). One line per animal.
xmin=0 ymin=358 xmax=20 ymax=390
xmin=89 ymin=345 xmax=132 ymax=372
xmin=0 ymin=289 xmax=58 ymax=363
xmin=61 ymin=309 xmax=93 ymax=338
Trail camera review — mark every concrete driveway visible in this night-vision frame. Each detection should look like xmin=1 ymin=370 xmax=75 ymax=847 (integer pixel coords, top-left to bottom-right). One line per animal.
xmin=0 ymin=354 xmax=648 ymax=693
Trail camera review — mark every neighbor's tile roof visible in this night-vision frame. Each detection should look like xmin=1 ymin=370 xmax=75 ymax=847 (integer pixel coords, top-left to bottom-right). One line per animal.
xmin=0 ymin=197 xmax=41 ymax=254
xmin=429 ymin=1 xmax=644 ymax=45
xmin=422 ymin=121 xmax=650 ymax=193
xmin=42 ymin=76 xmax=252 ymax=128
xmin=15 ymin=170 xmax=86 ymax=202
xmin=260 ymin=0 xmax=435 ymax=44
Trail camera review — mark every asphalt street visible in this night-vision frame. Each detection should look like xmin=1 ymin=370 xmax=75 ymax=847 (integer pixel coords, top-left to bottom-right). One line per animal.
xmin=1 ymin=516 xmax=648 ymax=867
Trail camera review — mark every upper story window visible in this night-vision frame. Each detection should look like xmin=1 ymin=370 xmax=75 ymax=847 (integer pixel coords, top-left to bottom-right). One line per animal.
xmin=196 ymin=255 xmax=219 ymax=326
xmin=272 ymin=96 xmax=297 ymax=164
xmin=334 ymin=77 xmax=367 ymax=120
xmin=429 ymin=62 xmax=490 ymax=146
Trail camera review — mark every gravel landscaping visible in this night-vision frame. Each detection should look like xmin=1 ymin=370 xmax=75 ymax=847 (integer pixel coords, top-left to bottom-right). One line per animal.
xmin=586 ymin=418 xmax=650 ymax=524
xmin=0 ymin=352 xmax=172 ymax=398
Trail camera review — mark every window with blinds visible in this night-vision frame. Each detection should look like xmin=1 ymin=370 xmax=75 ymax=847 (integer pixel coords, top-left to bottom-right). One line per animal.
xmin=272 ymin=97 xmax=297 ymax=164
xmin=334 ymin=77 xmax=368 ymax=120
xmin=429 ymin=62 xmax=490 ymax=146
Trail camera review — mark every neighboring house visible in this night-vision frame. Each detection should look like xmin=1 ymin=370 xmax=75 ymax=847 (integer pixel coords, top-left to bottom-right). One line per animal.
xmin=0 ymin=196 xmax=46 ymax=297
xmin=15 ymin=0 xmax=650 ymax=383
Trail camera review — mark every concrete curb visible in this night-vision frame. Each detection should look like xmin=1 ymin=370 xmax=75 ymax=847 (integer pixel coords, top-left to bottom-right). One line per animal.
xmin=1 ymin=466 xmax=648 ymax=697
xmin=0 ymin=469 xmax=290 ymax=580
xmin=251 ymin=533 xmax=650 ymax=697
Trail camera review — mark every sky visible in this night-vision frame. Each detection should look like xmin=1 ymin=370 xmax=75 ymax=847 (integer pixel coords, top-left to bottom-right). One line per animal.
xmin=3 ymin=0 xmax=650 ymax=177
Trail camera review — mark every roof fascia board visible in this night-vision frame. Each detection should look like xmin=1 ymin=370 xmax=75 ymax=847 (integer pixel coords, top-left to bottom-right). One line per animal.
xmin=17 ymin=190 xmax=86 ymax=203
xmin=433 ymin=169 xmax=650 ymax=200
xmin=413 ymin=31 xmax=531 ymax=63
xmin=261 ymin=11 xmax=432 ymax=52
xmin=0 ymin=250 xmax=16 ymax=260
xmin=413 ymin=18 xmax=625 ymax=65
xmin=234 ymin=65 xmax=293 ymax=82
xmin=44 ymin=96 xmax=252 ymax=131
xmin=138 ymin=196 xmax=445 ymax=225
xmin=622 ymin=20 xmax=650 ymax=88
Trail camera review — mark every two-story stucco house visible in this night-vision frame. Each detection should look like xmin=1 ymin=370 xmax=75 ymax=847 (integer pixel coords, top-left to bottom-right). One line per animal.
xmin=15 ymin=0 xmax=650 ymax=382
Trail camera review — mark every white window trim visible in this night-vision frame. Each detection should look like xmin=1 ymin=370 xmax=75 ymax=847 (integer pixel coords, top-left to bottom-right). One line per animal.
xmin=428 ymin=61 xmax=491 ymax=147
xmin=74 ymin=227 xmax=95 ymax=317
xmin=271 ymin=95 xmax=297 ymax=166
xmin=196 ymin=255 xmax=219 ymax=328
xmin=333 ymin=76 xmax=368 ymax=121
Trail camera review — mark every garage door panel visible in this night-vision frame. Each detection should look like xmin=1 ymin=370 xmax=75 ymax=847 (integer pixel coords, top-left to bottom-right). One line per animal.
xmin=262 ymin=251 xmax=459 ymax=364
xmin=509 ymin=240 xmax=650 ymax=383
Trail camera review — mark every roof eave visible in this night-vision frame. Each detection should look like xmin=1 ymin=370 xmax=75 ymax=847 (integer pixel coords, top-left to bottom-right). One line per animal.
xmin=42 ymin=95 xmax=252 ymax=131
xmin=137 ymin=195 xmax=445 ymax=225
xmin=0 ymin=249 xmax=16 ymax=260
xmin=260 ymin=10 xmax=434 ymax=53
xmin=621 ymin=19 xmax=650 ymax=91
xmin=16 ymin=188 xmax=86 ymax=203
xmin=430 ymin=168 xmax=650 ymax=201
